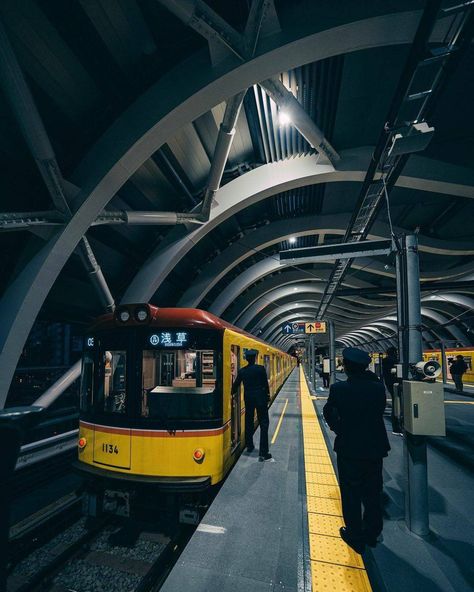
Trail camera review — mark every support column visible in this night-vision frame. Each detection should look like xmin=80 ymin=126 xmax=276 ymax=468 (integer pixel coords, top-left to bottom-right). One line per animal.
xmin=329 ymin=320 xmax=336 ymax=386
xmin=399 ymin=234 xmax=429 ymax=537
xmin=440 ymin=341 xmax=448 ymax=384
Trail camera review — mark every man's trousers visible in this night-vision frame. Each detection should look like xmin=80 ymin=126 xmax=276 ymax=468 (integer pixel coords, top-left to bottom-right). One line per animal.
xmin=244 ymin=396 xmax=269 ymax=455
xmin=337 ymin=455 xmax=384 ymax=541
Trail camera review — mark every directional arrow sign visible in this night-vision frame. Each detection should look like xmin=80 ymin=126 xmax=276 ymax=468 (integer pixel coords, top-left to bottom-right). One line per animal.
xmin=282 ymin=322 xmax=305 ymax=334
xmin=305 ymin=321 xmax=327 ymax=334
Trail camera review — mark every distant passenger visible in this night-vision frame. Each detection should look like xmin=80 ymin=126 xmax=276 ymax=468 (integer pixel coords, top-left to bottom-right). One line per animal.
xmin=323 ymin=347 xmax=390 ymax=554
xmin=232 ymin=349 xmax=272 ymax=461
xmin=382 ymin=347 xmax=402 ymax=435
xmin=322 ymin=357 xmax=330 ymax=388
xmin=449 ymin=354 xmax=468 ymax=392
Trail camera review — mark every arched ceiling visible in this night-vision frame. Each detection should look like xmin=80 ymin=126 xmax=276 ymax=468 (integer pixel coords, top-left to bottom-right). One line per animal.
xmin=0 ymin=0 xmax=473 ymax=405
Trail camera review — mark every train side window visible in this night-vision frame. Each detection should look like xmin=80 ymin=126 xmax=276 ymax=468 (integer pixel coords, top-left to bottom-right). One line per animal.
xmin=99 ymin=350 xmax=127 ymax=414
xmin=80 ymin=353 xmax=94 ymax=411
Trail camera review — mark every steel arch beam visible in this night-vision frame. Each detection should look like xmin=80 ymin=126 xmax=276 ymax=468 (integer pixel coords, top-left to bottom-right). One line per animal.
xmin=229 ymin=273 xmax=395 ymax=325
xmin=253 ymin=302 xmax=355 ymax=338
xmin=207 ymin=247 xmax=474 ymax=318
xmin=177 ymin=214 xmax=474 ymax=308
xmin=240 ymin=286 xmax=384 ymax=330
xmin=247 ymin=297 xmax=378 ymax=335
xmin=1 ymin=8 xmax=474 ymax=406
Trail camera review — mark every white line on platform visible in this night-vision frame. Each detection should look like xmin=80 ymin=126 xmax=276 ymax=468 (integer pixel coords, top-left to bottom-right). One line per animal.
xmin=197 ymin=524 xmax=227 ymax=534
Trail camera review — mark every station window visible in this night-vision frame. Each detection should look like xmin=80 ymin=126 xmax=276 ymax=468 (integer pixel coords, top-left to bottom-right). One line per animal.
xmin=98 ymin=350 xmax=127 ymax=414
xmin=141 ymin=349 xmax=221 ymax=420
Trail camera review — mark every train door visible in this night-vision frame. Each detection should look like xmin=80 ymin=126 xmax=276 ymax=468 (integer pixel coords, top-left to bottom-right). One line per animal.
xmin=160 ymin=352 xmax=175 ymax=386
xmin=93 ymin=349 xmax=131 ymax=470
xmin=230 ymin=345 xmax=241 ymax=451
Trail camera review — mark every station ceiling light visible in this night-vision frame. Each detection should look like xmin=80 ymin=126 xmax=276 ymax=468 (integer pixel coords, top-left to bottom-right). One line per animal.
xmin=279 ymin=110 xmax=292 ymax=125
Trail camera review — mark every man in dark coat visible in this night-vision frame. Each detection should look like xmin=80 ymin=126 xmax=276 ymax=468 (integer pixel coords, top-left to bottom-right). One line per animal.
xmin=232 ymin=349 xmax=272 ymax=461
xmin=449 ymin=354 xmax=468 ymax=392
xmin=382 ymin=347 xmax=402 ymax=434
xmin=323 ymin=347 xmax=390 ymax=554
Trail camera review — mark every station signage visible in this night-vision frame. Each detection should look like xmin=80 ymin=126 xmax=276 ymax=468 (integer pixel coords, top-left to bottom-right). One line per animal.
xmin=281 ymin=322 xmax=306 ymax=335
xmin=305 ymin=321 xmax=326 ymax=334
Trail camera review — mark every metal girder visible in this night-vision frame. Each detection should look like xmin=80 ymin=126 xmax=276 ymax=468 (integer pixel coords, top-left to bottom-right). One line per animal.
xmin=178 ymin=212 xmax=474 ymax=308
xmin=124 ymin=148 xmax=474 ymax=306
xmin=0 ymin=16 xmax=115 ymax=315
xmin=249 ymin=302 xmax=360 ymax=337
xmin=315 ymin=0 xmax=474 ymax=321
xmin=157 ymin=0 xmax=339 ymax=164
xmin=227 ymin=270 xmax=384 ymax=326
xmin=337 ymin=279 xmax=474 ymax=296
xmin=207 ymin=248 xmax=473 ymax=319
xmin=237 ymin=284 xmax=382 ymax=330
xmin=279 ymin=239 xmax=393 ymax=263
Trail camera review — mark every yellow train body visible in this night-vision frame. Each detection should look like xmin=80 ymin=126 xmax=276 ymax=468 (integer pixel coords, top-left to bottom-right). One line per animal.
xmin=77 ymin=316 xmax=295 ymax=491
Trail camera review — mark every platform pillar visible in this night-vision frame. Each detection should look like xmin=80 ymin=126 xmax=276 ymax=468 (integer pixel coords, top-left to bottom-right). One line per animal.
xmin=440 ymin=341 xmax=448 ymax=384
xmin=328 ymin=320 xmax=336 ymax=386
xmin=397 ymin=234 xmax=429 ymax=536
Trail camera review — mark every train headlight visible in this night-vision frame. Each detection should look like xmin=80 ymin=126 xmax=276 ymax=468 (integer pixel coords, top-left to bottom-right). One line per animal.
xmin=193 ymin=448 xmax=205 ymax=463
xmin=78 ymin=437 xmax=87 ymax=450
xmin=118 ymin=309 xmax=130 ymax=323
xmin=134 ymin=306 xmax=149 ymax=322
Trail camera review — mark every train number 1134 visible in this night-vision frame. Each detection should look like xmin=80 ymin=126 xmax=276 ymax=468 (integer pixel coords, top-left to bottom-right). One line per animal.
xmin=102 ymin=443 xmax=119 ymax=454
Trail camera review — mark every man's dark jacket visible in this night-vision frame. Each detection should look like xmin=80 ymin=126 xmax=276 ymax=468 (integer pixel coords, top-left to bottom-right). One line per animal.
xmin=450 ymin=359 xmax=468 ymax=375
xmin=323 ymin=371 xmax=390 ymax=459
xmin=232 ymin=364 xmax=270 ymax=403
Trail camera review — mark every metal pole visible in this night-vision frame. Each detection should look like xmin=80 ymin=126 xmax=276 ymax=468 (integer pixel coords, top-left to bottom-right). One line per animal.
xmin=329 ymin=321 xmax=336 ymax=386
xmin=404 ymin=234 xmax=429 ymax=536
xmin=440 ymin=341 xmax=448 ymax=385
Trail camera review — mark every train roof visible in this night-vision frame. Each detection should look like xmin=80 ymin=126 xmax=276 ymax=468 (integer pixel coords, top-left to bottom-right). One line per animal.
xmin=89 ymin=306 xmax=292 ymax=356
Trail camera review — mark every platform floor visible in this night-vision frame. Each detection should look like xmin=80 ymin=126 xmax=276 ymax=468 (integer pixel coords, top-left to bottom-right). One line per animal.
xmin=161 ymin=369 xmax=474 ymax=592
xmin=161 ymin=368 xmax=374 ymax=592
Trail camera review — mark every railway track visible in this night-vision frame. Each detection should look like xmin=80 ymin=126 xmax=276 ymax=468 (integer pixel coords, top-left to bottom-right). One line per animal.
xmin=8 ymin=509 xmax=193 ymax=592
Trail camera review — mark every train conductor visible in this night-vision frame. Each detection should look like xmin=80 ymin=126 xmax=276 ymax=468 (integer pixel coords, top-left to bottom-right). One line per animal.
xmin=323 ymin=347 xmax=390 ymax=554
xmin=232 ymin=349 xmax=272 ymax=461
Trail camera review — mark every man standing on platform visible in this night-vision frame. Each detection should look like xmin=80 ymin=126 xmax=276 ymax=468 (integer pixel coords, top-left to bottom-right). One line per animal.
xmin=232 ymin=349 xmax=272 ymax=461
xmin=449 ymin=354 xmax=468 ymax=392
xmin=323 ymin=347 xmax=390 ymax=554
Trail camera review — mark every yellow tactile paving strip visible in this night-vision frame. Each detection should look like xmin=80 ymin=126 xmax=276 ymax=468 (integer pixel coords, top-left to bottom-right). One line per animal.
xmin=300 ymin=368 xmax=373 ymax=592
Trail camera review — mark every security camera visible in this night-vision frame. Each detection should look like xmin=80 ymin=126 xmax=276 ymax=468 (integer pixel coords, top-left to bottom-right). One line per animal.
xmin=411 ymin=360 xmax=441 ymax=380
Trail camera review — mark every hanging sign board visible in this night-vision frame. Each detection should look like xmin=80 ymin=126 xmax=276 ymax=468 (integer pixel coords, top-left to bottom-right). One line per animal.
xmin=305 ymin=321 xmax=327 ymax=334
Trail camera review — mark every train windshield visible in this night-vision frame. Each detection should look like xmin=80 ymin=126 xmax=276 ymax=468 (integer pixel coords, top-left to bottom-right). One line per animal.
xmin=98 ymin=350 xmax=127 ymax=414
xmin=141 ymin=349 xmax=221 ymax=420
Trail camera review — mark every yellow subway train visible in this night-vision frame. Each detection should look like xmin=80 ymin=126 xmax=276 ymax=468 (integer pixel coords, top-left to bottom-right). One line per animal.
xmin=75 ymin=305 xmax=296 ymax=519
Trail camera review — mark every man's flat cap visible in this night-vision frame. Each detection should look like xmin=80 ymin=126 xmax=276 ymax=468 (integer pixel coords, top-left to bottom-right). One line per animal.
xmin=245 ymin=349 xmax=259 ymax=357
xmin=342 ymin=347 xmax=371 ymax=366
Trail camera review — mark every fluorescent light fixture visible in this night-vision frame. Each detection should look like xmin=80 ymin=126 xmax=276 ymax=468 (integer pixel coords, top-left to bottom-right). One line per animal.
xmin=279 ymin=110 xmax=291 ymax=125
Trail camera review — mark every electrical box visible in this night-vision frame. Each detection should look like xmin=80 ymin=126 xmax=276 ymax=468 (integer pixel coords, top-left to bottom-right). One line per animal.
xmin=403 ymin=381 xmax=445 ymax=436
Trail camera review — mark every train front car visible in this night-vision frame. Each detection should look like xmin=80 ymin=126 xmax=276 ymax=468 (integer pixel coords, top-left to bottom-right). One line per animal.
xmin=75 ymin=305 xmax=294 ymax=522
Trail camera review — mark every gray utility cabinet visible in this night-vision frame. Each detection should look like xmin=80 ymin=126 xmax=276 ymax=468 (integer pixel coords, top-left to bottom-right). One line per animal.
xmin=403 ymin=381 xmax=446 ymax=437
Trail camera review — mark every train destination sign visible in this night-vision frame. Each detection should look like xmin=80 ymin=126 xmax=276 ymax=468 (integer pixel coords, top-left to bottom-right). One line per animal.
xmin=149 ymin=331 xmax=189 ymax=347
xmin=305 ymin=321 xmax=327 ymax=334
